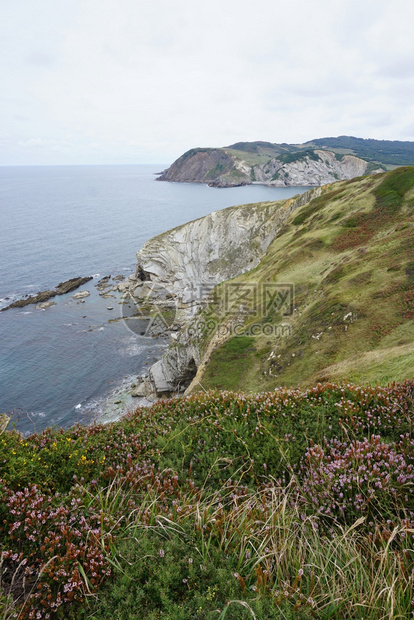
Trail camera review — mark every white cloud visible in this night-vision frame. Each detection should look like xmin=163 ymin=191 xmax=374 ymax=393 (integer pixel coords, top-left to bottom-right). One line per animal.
xmin=1 ymin=0 xmax=414 ymax=164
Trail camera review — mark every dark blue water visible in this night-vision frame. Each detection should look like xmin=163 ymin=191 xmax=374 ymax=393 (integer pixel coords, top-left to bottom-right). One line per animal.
xmin=0 ymin=165 xmax=308 ymax=434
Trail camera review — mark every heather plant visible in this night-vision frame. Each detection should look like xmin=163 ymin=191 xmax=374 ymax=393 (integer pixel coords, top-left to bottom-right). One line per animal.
xmin=0 ymin=481 xmax=115 ymax=618
xmin=301 ymin=435 xmax=414 ymax=523
xmin=78 ymin=521 xmax=284 ymax=620
xmin=1 ymin=381 xmax=414 ymax=618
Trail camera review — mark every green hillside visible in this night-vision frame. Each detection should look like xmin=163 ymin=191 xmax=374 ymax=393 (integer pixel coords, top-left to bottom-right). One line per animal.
xmin=307 ymin=135 xmax=414 ymax=165
xmin=197 ymin=168 xmax=414 ymax=392
xmin=227 ymin=136 xmax=414 ymax=166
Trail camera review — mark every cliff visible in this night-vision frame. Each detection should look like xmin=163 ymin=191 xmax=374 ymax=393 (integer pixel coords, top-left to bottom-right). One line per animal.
xmin=157 ymin=146 xmax=372 ymax=187
xmin=129 ymin=188 xmax=320 ymax=303
xmin=125 ymin=168 xmax=414 ymax=396
xmin=157 ymin=148 xmax=239 ymax=187
xmin=263 ymin=150 xmax=368 ymax=186
xmin=155 ymin=136 xmax=410 ymax=187
xmin=121 ymin=188 xmax=321 ymax=394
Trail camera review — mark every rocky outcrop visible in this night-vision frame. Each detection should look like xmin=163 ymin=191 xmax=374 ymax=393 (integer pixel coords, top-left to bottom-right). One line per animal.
xmin=0 ymin=414 xmax=10 ymax=434
xmin=157 ymin=148 xmax=244 ymax=187
xmin=1 ymin=276 xmax=93 ymax=311
xmin=268 ymin=151 xmax=369 ymax=187
xmin=125 ymin=188 xmax=319 ymax=319
xmin=123 ymin=188 xmax=322 ymax=395
xmin=157 ymin=144 xmax=377 ymax=188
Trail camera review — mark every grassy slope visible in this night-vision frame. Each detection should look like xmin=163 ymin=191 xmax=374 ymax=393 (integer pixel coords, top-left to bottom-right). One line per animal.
xmin=221 ymin=137 xmax=414 ymax=169
xmin=198 ymin=168 xmax=414 ymax=393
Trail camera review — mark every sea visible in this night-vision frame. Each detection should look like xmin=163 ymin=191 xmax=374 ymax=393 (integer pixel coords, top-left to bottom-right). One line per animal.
xmin=0 ymin=165 xmax=308 ymax=435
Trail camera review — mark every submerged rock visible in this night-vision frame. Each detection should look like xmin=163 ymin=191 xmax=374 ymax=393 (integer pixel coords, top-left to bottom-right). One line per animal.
xmin=35 ymin=301 xmax=57 ymax=310
xmin=72 ymin=290 xmax=90 ymax=299
xmin=97 ymin=275 xmax=111 ymax=285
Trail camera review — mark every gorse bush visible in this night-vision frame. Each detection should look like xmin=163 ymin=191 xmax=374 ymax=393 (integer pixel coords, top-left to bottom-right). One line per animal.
xmin=1 ymin=381 xmax=414 ymax=618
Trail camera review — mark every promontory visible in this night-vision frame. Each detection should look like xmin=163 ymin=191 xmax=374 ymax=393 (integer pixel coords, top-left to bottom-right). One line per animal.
xmin=157 ymin=135 xmax=414 ymax=187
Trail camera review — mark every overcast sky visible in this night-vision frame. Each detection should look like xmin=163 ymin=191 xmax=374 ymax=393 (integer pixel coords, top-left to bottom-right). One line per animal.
xmin=1 ymin=0 xmax=414 ymax=165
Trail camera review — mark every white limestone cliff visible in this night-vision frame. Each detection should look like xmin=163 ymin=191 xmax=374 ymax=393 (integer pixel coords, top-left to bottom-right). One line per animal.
xmin=157 ymin=147 xmax=377 ymax=188
xmin=267 ymin=151 xmax=369 ymax=187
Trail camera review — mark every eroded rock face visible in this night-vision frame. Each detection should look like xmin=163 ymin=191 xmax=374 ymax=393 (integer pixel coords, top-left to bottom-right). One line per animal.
xmin=124 ymin=188 xmax=321 ymax=395
xmin=134 ymin=205 xmax=274 ymax=302
xmin=157 ymin=147 xmax=372 ymax=188
xmin=129 ymin=189 xmax=318 ymax=312
xmin=268 ymin=151 xmax=368 ymax=187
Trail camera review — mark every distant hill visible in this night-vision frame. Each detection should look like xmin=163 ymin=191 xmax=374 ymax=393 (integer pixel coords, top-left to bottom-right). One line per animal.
xmin=157 ymin=136 xmax=414 ymax=187
xmin=306 ymin=135 xmax=414 ymax=165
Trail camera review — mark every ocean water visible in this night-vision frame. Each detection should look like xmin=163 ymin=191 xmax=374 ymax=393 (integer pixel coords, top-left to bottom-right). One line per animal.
xmin=0 ymin=165 xmax=308 ymax=434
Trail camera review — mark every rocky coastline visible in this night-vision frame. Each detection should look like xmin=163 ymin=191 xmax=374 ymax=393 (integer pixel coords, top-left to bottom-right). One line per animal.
xmin=0 ymin=188 xmax=324 ymax=422
xmin=157 ymin=144 xmax=382 ymax=188
xmin=117 ymin=187 xmax=322 ymax=400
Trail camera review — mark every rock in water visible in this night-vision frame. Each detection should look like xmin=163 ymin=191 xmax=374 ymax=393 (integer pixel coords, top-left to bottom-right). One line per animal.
xmin=72 ymin=290 xmax=90 ymax=299
xmin=35 ymin=301 xmax=57 ymax=310
xmin=55 ymin=277 xmax=93 ymax=295
xmin=1 ymin=276 xmax=93 ymax=311
xmin=0 ymin=414 xmax=10 ymax=434
xmin=131 ymin=383 xmax=147 ymax=397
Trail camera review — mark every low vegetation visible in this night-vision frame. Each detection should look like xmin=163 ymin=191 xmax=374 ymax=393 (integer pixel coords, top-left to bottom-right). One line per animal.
xmin=1 ymin=381 xmax=414 ymax=618
xmin=278 ymin=150 xmax=320 ymax=165
xmin=198 ymin=168 xmax=414 ymax=392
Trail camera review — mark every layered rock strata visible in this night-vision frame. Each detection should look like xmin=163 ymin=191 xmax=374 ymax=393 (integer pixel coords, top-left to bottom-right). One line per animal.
xmin=121 ymin=188 xmax=321 ymax=395
xmin=157 ymin=147 xmax=373 ymax=188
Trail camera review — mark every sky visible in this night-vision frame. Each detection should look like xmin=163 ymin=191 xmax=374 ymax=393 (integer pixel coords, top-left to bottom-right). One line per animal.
xmin=1 ymin=0 xmax=414 ymax=165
